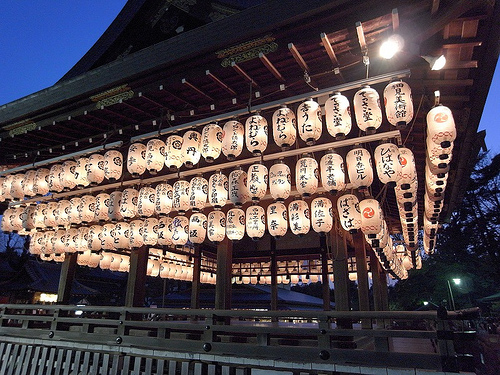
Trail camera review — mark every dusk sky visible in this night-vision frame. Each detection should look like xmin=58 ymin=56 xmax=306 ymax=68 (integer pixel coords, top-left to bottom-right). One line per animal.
xmin=0 ymin=1 xmax=498 ymax=154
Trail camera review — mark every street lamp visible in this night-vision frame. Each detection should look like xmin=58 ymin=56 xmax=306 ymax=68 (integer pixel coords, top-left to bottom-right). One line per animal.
xmin=446 ymin=278 xmax=461 ymax=311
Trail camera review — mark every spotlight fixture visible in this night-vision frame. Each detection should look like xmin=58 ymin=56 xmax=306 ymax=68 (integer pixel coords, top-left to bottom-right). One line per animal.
xmin=379 ymin=34 xmax=404 ymax=59
xmin=422 ymin=55 xmax=446 ymax=70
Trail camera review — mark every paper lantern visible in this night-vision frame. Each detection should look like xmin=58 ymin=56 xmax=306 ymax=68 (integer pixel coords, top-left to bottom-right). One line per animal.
xmin=398 ymin=147 xmax=417 ymax=190
xmin=267 ymin=202 xmax=287 ymax=238
xmin=359 ymin=198 xmax=384 ymax=237
xmin=172 ymin=180 xmax=190 ymax=214
xmin=104 ymin=150 xmax=123 ymax=181
xmin=74 ymin=226 xmax=89 ymax=252
xmin=383 ymin=80 xmax=414 ymax=128
xmin=425 ymin=164 xmax=448 ymax=194
xmin=189 ymin=176 xmax=208 ymax=212
xmin=129 ymin=220 xmax=144 ymax=249
xmin=222 ymin=120 xmax=244 ymax=160
xmin=165 ymin=134 xmax=183 ymax=171
xmin=272 ymin=105 xmax=296 ymax=149
xmin=127 ymin=143 xmax=147 ymax=177
xmin=44 ymin=202 xmax=58 ymax=228
xmin=100 ymin=252 xmax=113 ymax=270
xmin=201 ymin=123 xmax=223 ymax=162
xmin=86 ymin=153 xmax=105 ymax=186
xmin=147 ymin=259 xmax=161 ymax=277
xmin=208 ymin=172 xmax=228 ymax=209
xmin=33 ymin=203 xmax=46 ymax=230
xmin=58 ymin=162 xmax=73 ymax=191
xmin=207 ymin=210 xmax=226 ymax=243
xmin=89 ymin=253 xmax=101 ymax=268
xmin=320 ymin=150 xmax=345 ymax=194
xmin=157 ymin=217 xmax=173 ymax=246
xmin=146 ymin=138 xmax=166 ymax=174
xmin=109 ymin=254 xmax=123 ymax=272
xmin=64 ymin=227 xmax=79 ymax=253
xmin=346 ymin=147 xmax=374 ymax=189
xmin=423 ymin=231 xmax=436 ymax=255
xmin=113 ymin=221 xmax=130 ymax=249
xmin=77 ymin=250 xmax=92 ymax=266
xmin=246 ymin=205 xmax=266 ymax=241
xmin=245 ymin=113 xmax=268 ymax=155
xmin=311 ymin=197 xmax=333 ymax=234
xmin=2 ymin=175 xmax=14 ymax=200
xmin=159 ymin=263 xmax=171 ymax=278
xmin=374 ymin=142 xmax=402 ymax=186
xmin=171 ymin=215 xmax=189 ymax=246
xmin=30 ymin=232 xmax=45 ymax=255
xmin=120 ymin=188 xmax=139 ymax=219
xmin=101 ymin=223 xmax=116 ymax=250
xmin=426 ymin=136 xmax=453 ymax=169
xmin=79 ymin=195 xmax=96 ymax=224
xmin=228 ymin=168 xmax=249 ymax=207
xmin=21 ymin=205 xmax=36 ymax=231
xmin=247 ymin=163 xmax=268 ymax=202
xmin=269 ymin=161 xmax=291 ymax=201
xmin=142 ymin=217 xmax=159 ymax=246
xmin=353 ymin=85 xmax=382 ymax=132
xmin=22 ymin=170 xmax=37 ymax=197
xmin=53 ymin=229 xmax=67 ymax=254
xmin=137 ymin=186 xmax=156 ymax=217
xmin=108 ymin=191 xmax=124 ymax=222
xmin=426 ymin=104 xmax=456 ymax=147
xmin=296 ymin=155 xmax=319 ymax=197
xmin=33 ymin=168 xmax=50 ymax=196
xmin=94 ymin=193 xmax=110 ymax=222
xmin=337 ymin=194 xmax=361 ymax=232
xmin=288 ymin=199 xmax=310 ymax=236
xmin=367 ymin=220 xmax=389 ymax=249
xmin=43 ymin=230 xmax=55 ymax=254
xmin=11 ymin=174 xmax=25 ymax=199
xmin=424 ymin=193 xmax=443 ymax=219
xmin=181 ymin=130 xmax=202 ymax=167
xmin=119 ymin=255 xmax=130 ymax=272
xmin=226 ymin=208 xmax=245 ymax=241
xmin=75 ymin=157 xmax=90 ymax=188
xmin=297 ymin=98 xmax=322 ymax=145
xmin=48 ymin=164 xmax=64 ymax=192
xmin=325 ymin=92 xmax=352 ymax=138
xmin=189 ymin=212 xmax=207 ymax=244
xmin=54 ymin=200 xmax=71 ymax=227
xmin=155 ymin=183 xmax=173 ymax=216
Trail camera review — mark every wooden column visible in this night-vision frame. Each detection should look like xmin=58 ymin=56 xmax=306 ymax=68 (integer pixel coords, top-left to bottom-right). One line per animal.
xmin=57 ymin=252 xmax=78 ymax=304
xmin=125 ymin=245 xmax=149 ymax=307
xmin=320 ymin=235 xmax=331 ymax=311
xmin=353 ymin=231 xmax=372 ymax=329
xmin=215 ymin=237 xmax=233 ymax=310
xmin=190 ymin=245 xmax=201 ymax=310
xmin=270 ymin=237 xmax=278 ymax=312
xmin=371 ymin=250 xmax=389 ymax=351
xmin=332 ymin=233 xmax=350 ymax=313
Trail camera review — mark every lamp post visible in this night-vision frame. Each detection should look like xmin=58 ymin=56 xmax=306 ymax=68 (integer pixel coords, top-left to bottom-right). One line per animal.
xmin=446 ymin=278 xmax=461 ymax=311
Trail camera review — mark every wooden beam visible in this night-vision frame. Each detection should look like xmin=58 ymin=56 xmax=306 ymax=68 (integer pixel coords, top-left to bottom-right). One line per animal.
xmin=320 ymin=33 xmax=339 ymax=66
xmin=259 ymin=53 xmax=285 ymax=82
xmin=270 ymin=239 xmax=278 ymax=312
xmin=391 ymin=8 xmax=399 ymax=32
xmin=355 ymin=21 xmax=367 ymax=54
xmin=320 ymin=236 xmax=331 ymax=311
xmin=206 ymin=70 xmax=237 ymax=96
xmin=181 ymin=78 xmax=214 ymax=102
xmin=57 ymin=252 xmax=78 ymax=304
xmin=215 ymin=237 xmax=233 ymax=310
xmin=231 ymin=62 xmax=258 ymax=88
xmin=125 ymin=245 xmax=149 ymax=307
xmin=431 ymin=0 xmax=440 ymax=15
xmin=190 ymin=245 xmax=201 ymax=310
xmin=288 ymin=43 xmax=310 ymax=73
xmin=353 ymin=231 xmax=371 ymax=329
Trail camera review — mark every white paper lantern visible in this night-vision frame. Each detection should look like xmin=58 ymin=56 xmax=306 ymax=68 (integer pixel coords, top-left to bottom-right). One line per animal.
xmin=189 ymin=176 xmax=208 ymax=212
xmin=425 ymin=164 xmax=448 ymax=194
xmin=181 ymin=130 xmax=202 ymax=167
xmin=288 ymin=199 xmax=310 ymax=236
xmin=426 ymin=136 xmax=453 ymax=169
xmin=337 ymin=194 xmax=361 ymax=232
xmin=172 ymin=180 xmax=190 ymax=214
xmin=48 ymin=164 xmax=64 ymax=193
xmin=267 ymin=202 xmax=288 ymax=238
xmin=22 ymin=170 xmax=37 ymax=197
xmin=155 ymin=183 xmax=173 ymax=216
xmin=226 ymin=208 xmax=245 ymax=241
xmin=426 ymin=104 xmax=456 ymax=147
xmin=10 ymin=174 xmax=25 ymax=200
xmin=228 ymin=169 xmax=249 ymax=207
xmin=34 ymin=168 xmax=50 ymax=196
xmin=222 ymin=120 xmax=244 ymax=160
xmin=359 ymin=198 xmax=384 ymax=237
xmin=201 ymin=123 xmax=223 ymax=162
xmin=189 ymin=212 xmax=207 ymax=244
xmin=54 ymin=200 xmax=70 ymax=227
xmin=87 ymin=153 xmax=105 ymax=185
xmin=346 ymin=147 xmax=374 ymax=189
xmin=113 ymin=221 xmax=130 ymax=249
xmin=171 ymin=215 xmax=189 ymax=246
xmin=311 ymin=197 xmax=333 ymax=234
xmin=44 ymin=202 xmax=57 ymax=228
xmin=119 ymin=255 xmax=130 ymax=272
xmin=75 ymin=157 xmax=90 ymax=188
xmin=127 ymin=143 xmax=147 ymax=177
xmin=272 ymin=105 xmax=296 ymax=149
xmin=89 ymin=253 xmax=101 ymax=268
xmin=325 ymin=92 xmax=352 ymax=138
xmin=79 ymin=195 xmax=96 ymax=224
xmin=101 ymin=223 xmax=116 ymax=250
xmin=319 ymin=151 xmax=345 ymax=194
xmin=53 ymin=229 xmax=67 ymax=254
xmin=108 ymin=191 xmax=124 ymax=222
xmin=146 ymin=138 xmax=166 ymax=174
xmin=269 ymin=161 xmax=291 ymax=201
xmin=120 ymin=188 xmax=139 ymax=219
xmin=245 ymin=113 xmax=268 ymax=155
xmin=246 ymin=205 xmax=266 ymax=240
xmin=147 ymin=259 xmax=161 ymax=277
xmin=94 ymin=193 xmax=110 ymax=222
xmin=165 ymin=135 xmax=183 ymax=171
xmin=207 ymin=210 xmax=226 ymax=243
xmin=77 ymin=250 xmax=92 ymax=266
xmin=296 ymin=155 xmax=319 ymax=197
xmin=43 ymin=230 xmax=56 ymax=254
xmin=100 ymin=252 xmax=113 ymax=270
xmin=157 ymin=217 xmax=173 ymax=246
xmin=142 ymin=217 xmax=159 ymax=246
xmin=22 ymin=205 xmax=36 ymax=231
xmin=247 ymin=163 xmax=268 ymax=202
xmin=109 ymin=254 xmax=123 ymax=272
xmin=398 ymin=147 xmax=417 ymax=190
xmin=353 ymin=85 xmax=382 ymax=132
xmin=137 ymin=186 xmax=156 ymax=217
xmin=129 ymin=219 xmax=144 ymax=249
xmin=208 ymin=172 xmax=228 ymax=209
xmin=104 ymin=150 xmax=123 ymax=181
xmin=297 ymin=99 xmax=322 ymax=145
xmin=374 ymin=142 xmax=402 ymax=186
xmin=65 ymin=227 xmax=79 ymax=253
xmin=30 ymin=231 xmax=45 ymax=255
xmin=383 ymin=80 xmax=414 ymax=128
xmin=424 ymin=193 xmax=443 ymax=219
xmin=33 ymin=203 xmax=46 ymax=230
xmin=2 ymin=175 xmax=14 ymax=200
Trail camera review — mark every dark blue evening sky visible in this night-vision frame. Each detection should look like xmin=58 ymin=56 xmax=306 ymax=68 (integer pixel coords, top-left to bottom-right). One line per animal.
xmin=0 ymin=1 xmax=498 ymax=154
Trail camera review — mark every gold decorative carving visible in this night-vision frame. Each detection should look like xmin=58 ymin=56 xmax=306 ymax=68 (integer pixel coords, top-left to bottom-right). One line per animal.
xmin=216 ymin=35 xmax=277 ymax=67
xmin=4 ymin=119 xmax=37 ymax=136
xmin=216 ymin=35 xmax=275 ymax=59
xmin=90 ymin=85 xmax=134 ymax=108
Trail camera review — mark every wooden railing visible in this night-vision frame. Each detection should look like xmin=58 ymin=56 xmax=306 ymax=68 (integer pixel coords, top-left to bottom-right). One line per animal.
xmin=0 ymin=304 xmax=480 ymax=374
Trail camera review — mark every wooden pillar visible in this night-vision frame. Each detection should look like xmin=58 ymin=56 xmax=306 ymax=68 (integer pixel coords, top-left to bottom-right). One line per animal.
xmin=125 ymin=245 xmax=149 ymax=307
xmin=370 ymin=250 xmax=389 ymax=351
xmin=353 ymin=231 xmax=372 ymax=329
xmin=332 ymin=233 xmax=350 ymax=313
xmin=190 ymin=245 xmax=201 ymax=310
xmin=57 ymin=252 xmax=78 ymax=304
xmin=215 ymin=237 xmax=233 ymax=310
xmin=320 ymin=235 xmax=331 ymax=311
xmin=270 ymin=237 xmax=278 ymax=312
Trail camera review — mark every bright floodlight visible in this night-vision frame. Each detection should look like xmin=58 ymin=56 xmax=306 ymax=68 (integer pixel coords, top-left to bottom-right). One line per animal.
xmin=452 ymin=278 xmax=461 ymax=285
xmin=422 ymin=55 xmax=446 ymax=70
xmin=423 ymin=301 xmax=429 ymax=306
xmin=380 ymin=34 xmax=404 ymax=59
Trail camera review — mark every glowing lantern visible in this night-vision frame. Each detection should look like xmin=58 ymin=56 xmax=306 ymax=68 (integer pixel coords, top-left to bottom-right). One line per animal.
xmin=297 ymin=98 xmax=322 ymax=145
xmin=146 ymin=138 xmax=166 ymax=174
xmin=171 ymin=215 xmax=189 ymax=246
xmin=245 ymin=113 xmax=268 ymax=155
xmin=33 ymin=204 xmax=46 ymax=230
xmin=201 ymin=123 xmax=223 ymax=162
xmin=119 ymin=255 xmax=130 ymax=273
xmin=100 ymin=252 xmax=113 ymax=270
xmin=398 ymin=147 xmax=417 ymax=190
xmin=101 ymin=223 xmax=116 ymax=250
xmin=142 ymin=217 xmax=159 ymax=246
xmin=181 ymin=130 xmax=202 ymax=167
xmin=75 ymin=157 xmax=90 ymax=188
xmin=247 ymin=163 xmax=268 ymax=202
xmin=43 ymin=230 xmax=56 ymax=254
xmin=79 ymin=195 xmax=96 ymax=224
xmin=222 ymin=120 xmax=244 ymax=160
xmin=120 ymin=188 xmax=139 ymax=219
xmin=383 ymin=80 xmax=414 ymax=128
xmin=113 ymin=221 xmax=130 ymax=249
xmin=34 ymin=168 xmax=50 ymax=196
xmin=109 ymin=254 xmax=122 ymax=272
xmin=296 ymin=155 xmax=319 ymax=197
xmin=426 ymin=104 xmax=456 ymax=147
xmin=423 ymin=231 xmax=435 ymax=254
xmin=320 ymin=150 xmax=345 ymax=194
xmin=147 ymin=259 xmax=160 ymax=277
xmin=22 ymin=205 xmax=36 ymax=230
xmin=30 ymin=232 xmax=44 ymax=254
xmin=207 ymin=210 xmax=226 ymax=243
xmin=353 ymin=85 xmax=382 ymax=133
xmin=426 ymin=137 xmax=453 ymax=169
xmin=189 ymin=176 xmax=208 ymax=212
xmin=127 ymin=143 xmax=147 ymax=177
xmin=269 ymin=161 xmax=291 ymax=201
xmin=43 ymin=202 xmax=57 ymax=228
xmin=54 ymin=200 xmax=70 ymax=228
xmin=267 ymin=202 xmax=287 ymax=238
xmin=374 ymin=142 xmax=402 ymax=186
xmin=159 ymin=263 xmax=171 ymax=278
xmin=311 ymin=197 xmax=333 ymax=234
xmin=129 ymin=220 xmax=144 ymax=249
xmin=89 ymin=253 xmax=101 ymax=268
xmin=208 ymin=172 xmax=228 ymax=209
xmin=359 ymin=198 xmax=384 ymax=237
xmin=48 ymin=164 xmax=64 ymax=192
xmin=87 ymin=153 xmax=105 ymax=185
xmin=77 ymin=250 xmax=92 ymax=266
xmin=165 ymin=134 xmax=183 ymax=171
xmin=325 ymin=92 xmax=352 ymax=138
xmin=228 ymin=168 xmax=249 ymax=207
xmin=288 ymin=199 xmax=310 ymax=236
xmin=425 ymin=164 xmax=448 ymax=194
xmin=424 ymin=193 xmax=443 ymax=219
xmin=189 ymin=212 xmax=207 ymax=244
xmin=155 ymin=183 xmax=173 ymax=216
xmin=104 ymin=150 xmax=123 ymax=181
xmin=337 ymin=194 xmax=361 ymax=232
xmin=108 ymin=191 xmax=124 ymax=222
xmin=65 ymin=228 xmax=79 ymax=253
xmin=272 ymin=105 xmax=296 ymax=149
xmin=53 ymin=229 xmax=67 ymax=254
xmin=226 ymin=208 xmax=245 ymax=241
xmin=2 ymin=175 xmax=14 ymax=200
xmin=94 ymin=193 xmax=110 ymax=222
xmin=346 ymin=147 xmax=374 ymax=189
xmin=172 ymin=180 xmax=190 ymax=214
xmin=137 ymin=186 xmax=156 ymax=217
xmin=157 ymin=217 xmax=173 ymax=246
xmin=246 ymin=205 xmax=266 ymax=240
xmin=22 ymin=170 xmax=36 ymax=197
xmin=11 ymin=174 xmax=25 ymax=199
